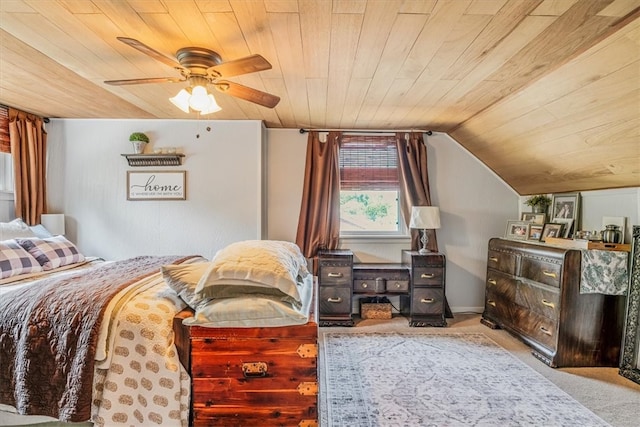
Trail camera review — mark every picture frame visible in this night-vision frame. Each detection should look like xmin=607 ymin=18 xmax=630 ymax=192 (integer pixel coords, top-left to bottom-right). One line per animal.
xmin=552 ymin=218 xmax=574 ymax=238
xmin=521 ymin=212 xmax=545 ymax=224
xmin=551 ymin=192 xmax=580 ymax=222
xmin=127 ymin=171 xmax=186 ymax=201
xmin=541 ymin=223 xmax=564 ymax=241
xmin=527 ymin=224 xmax=544 ymax=241
xmin=505 ymin=220 xmax=530 ymax=240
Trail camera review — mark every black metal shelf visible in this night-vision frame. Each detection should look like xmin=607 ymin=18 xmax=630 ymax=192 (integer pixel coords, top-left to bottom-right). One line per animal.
xmin=121 ymin=153 xmax=185 ymax=167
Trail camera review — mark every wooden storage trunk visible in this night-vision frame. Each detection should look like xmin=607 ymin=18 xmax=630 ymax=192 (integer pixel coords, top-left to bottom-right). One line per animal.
xmin=174 ymin=309 xmax=318 ymax=427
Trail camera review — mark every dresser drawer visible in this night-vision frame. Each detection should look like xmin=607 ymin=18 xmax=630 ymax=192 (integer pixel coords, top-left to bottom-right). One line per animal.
xmin=512 ymin=307 xmax=557 ymax=352
xmin=411 ymin=288 xmax=444 ymax=316
xmin=487 ymin=249 xmax=518 ymax=275
xmin=412 ymin=267 xmax=443 ymax=286
xmin=386 ymin=279 xmax=409 ymax=292
xmin=318 ymin=286 xmax=351 ymax=315
xmin=516 ymin=281 xmax=560 ymax=321
xmin=520 ymin=257 xmax=562 ymax=288
xmin=318 ymin=265 xmax=352 ymax=286
xmin=353 ymin=278 xmax=385 ymax=293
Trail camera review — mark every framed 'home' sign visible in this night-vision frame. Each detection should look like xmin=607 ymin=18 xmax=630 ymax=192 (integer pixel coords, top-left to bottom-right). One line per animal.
xmin=127 ymin=171 xmax=186 ymax=201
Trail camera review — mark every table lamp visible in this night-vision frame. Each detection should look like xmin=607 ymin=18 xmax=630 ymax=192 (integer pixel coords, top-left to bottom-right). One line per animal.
xmin=409 ymin=206 xmax=440 ymax=254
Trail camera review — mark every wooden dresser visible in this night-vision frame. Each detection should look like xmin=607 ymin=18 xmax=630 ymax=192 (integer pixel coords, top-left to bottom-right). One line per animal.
xmin=481 ymin=238 xmax=626 ymax=367
xmin=173 ymin=309 xmax=318 ymax=426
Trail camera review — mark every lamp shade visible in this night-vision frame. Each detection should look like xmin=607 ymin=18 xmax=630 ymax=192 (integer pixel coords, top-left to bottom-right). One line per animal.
xmin=409 ymin=206 xmax=440 ymax=229
xmin=40 ymin=214 xmax=65 ymax=236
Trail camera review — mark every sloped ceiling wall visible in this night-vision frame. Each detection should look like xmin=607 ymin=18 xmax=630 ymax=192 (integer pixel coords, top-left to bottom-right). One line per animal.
xmin=450 ymin=14 xmax=640 ymax=195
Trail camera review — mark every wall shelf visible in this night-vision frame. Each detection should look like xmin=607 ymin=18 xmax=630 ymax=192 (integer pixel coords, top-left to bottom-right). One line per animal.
xmin=121 ymin=154 xmax=184 ymax=167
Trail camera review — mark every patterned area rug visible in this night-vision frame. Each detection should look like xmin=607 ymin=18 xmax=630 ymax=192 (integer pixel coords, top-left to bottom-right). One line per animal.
xmin=321 ymin=332 xmax=609 ymax=427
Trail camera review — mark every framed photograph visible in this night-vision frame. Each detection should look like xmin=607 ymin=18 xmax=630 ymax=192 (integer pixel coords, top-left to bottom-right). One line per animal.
xmin=528 ymin=224 xmax=544 ymax=241
xmin=521 ymin=212 xmax=545 ymax=224
xmin=553 ymin=218 xmax=574 ymax=238
xmin=505 ymin=220 xmax=530 ymax=240
xmin=127 ymin=171 xmax=186 ymax=201
xmin=551 ymin=192 xmax=580 ymax=221
xmin=541 ymin=223 xmax=564 ymax=242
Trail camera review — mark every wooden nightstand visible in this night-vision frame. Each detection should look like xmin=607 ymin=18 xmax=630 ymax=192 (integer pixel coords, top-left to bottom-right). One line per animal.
xmin=402 ymin=250 xmax=447 ymax=327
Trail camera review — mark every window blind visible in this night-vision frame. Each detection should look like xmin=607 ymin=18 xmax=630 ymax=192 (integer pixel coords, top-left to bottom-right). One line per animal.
xmin=0 ymin=107 xmax=9 ymax=153
xmin=339 ymin=135 xmax=399 ymax=190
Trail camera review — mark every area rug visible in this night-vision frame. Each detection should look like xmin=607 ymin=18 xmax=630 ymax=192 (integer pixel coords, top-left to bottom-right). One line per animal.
xmin=321 ymin=332 xmax=609 ymax=427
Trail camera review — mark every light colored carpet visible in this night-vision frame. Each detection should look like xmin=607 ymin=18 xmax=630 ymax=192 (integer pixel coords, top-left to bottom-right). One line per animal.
xmin=319 ymin=314 xmax=640 ymax=427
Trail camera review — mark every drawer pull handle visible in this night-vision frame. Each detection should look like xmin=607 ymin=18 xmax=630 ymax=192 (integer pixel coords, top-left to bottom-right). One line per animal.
xmin=362 ymin=283 xmax=368 ymax=288
xmin=328 ymin=272 xmax=343 ymax=278
xmin=327 ymin=297 xmax=342 ymax=303
xmin=489 ymin=257 xmax=498 ymax=262
xmin=421 ymin=273 xmax=435 ymax=279
xmin=242 ymin=362 xmax=268 ymax=378
xmin=487 ymin=279 xmax=497 ymax=285
xmin=539 ymin=327 xmax=552 ymax=336
xmin=394 ymin=282 xmax=401 ymax=288
xmin=542 ymin=271 xmax=557 ymax=278
xmin=487 ymin=300 xmax=496 ymax=307
xmin=421 ymin=298 xmax=435 ymax=304
xmin=541 ymin=299 xmax=555 ymax=308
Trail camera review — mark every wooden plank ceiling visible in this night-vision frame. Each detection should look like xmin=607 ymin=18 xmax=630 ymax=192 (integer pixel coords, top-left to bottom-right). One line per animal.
xmin=0 ymin=0 xmax=638 ymax=194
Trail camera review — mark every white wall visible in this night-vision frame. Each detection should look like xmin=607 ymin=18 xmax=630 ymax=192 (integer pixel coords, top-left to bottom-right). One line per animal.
xmin=46 ymin=119 xmax=265 ymax=260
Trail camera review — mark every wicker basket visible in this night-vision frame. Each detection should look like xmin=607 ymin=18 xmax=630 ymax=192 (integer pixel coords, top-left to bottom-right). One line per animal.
xmin=360 ymin=299 xmax=392 ymax=319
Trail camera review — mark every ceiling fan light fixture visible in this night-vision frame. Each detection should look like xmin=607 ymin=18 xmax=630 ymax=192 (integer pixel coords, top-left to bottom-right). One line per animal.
xmin=188 ymin=85 xmax=211 ymax=111
xmin=169 ymin=88 xmax=191 ymax=113
xmin=199 ymin=94 xmax=222 ymax=115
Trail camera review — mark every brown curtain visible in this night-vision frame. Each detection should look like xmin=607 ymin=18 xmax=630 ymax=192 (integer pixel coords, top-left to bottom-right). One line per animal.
xmin=295 ymin=131 xmax=342 ymax=262
xmin=0 ymin=107 xmax=10 ymax=153
xmin=9 ymin=108 xmax=47 ymax=225
xmin=396 ymin=132 xmax=437 ymax=252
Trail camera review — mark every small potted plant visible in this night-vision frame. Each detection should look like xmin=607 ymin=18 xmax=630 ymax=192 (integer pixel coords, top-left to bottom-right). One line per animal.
xmin=129 ymin=132 xmax=150 ymax=154
xmin=524 ymin=194 xmax=551 ymax=213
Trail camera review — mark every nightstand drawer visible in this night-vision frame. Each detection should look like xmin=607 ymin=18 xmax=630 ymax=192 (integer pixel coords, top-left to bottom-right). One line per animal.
xmin=318 ymin=286 xmax=351 ymax=315
xmin=386 ymin=280 xmax=409 ymax=292
xmin=318 ymin=266 xmax=352 ymax=286
xmin=353 ymin=279 xmax=386 ymax=293
xmin=411 ymin=288 xmax=444 ymax=316
xmin=412 ymin=267 xmax=443 ymax=286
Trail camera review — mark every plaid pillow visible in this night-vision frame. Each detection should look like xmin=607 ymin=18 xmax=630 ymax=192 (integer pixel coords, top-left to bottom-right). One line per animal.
xmin=0 ymin=240 xmax=43 ymax=279
xmin=16 ymin=235 xmax=85 ymax=270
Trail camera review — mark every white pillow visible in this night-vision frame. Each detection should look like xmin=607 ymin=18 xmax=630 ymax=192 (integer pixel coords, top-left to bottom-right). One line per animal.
xmin=0 ymin=239 xmax=43 ymax=279
xmin=16 ymin=235 xmax=85 ymax=270
xmin=195 ymin=240 xmax=309 ymax=308
xmin=184 ymin=274 xmax=313 ymax=327
xmin=162 ymin=262 xmax=212 ymax=308
xmin=0 ymin=218 xmax=37 ymax=240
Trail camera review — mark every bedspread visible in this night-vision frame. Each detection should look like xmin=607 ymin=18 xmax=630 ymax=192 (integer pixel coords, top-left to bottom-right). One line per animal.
xmin=0 ymin=255 xmax=192 ymax=422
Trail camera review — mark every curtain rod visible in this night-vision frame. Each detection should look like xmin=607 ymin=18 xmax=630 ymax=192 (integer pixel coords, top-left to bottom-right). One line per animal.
xmin=299 ymin=128 xmax=432 ymax=135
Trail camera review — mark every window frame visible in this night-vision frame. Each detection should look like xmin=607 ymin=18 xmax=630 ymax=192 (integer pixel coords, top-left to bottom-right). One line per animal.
xmin=338 ymin=134 xmax=409 ymax=238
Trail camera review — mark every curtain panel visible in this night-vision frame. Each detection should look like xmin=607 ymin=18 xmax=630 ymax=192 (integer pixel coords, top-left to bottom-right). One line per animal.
xmin=295 ymin=131 xmax=341 ymax=261
xmin=396 ymin=132 xmax=438 ymax=252
xmin=0 ymin=107 xmax=10 ymax=153
xmin=9 ymin=108 xmax=47 ymax=225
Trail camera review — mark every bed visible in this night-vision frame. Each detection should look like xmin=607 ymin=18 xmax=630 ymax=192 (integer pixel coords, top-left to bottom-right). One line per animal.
xmin=0 ymin=219 xmax=316 ymax=426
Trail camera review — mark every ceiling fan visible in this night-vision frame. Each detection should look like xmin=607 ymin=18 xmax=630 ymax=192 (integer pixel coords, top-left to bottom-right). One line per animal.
xmin=104 ymin=37 xmax=280 ymax=112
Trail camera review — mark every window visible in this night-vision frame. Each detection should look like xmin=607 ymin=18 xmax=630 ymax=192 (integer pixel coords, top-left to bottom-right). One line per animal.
xmin=0 ymin=106 xmax=12 ymax=193
xmin=339 ymin=134 xmax=406 ymax=236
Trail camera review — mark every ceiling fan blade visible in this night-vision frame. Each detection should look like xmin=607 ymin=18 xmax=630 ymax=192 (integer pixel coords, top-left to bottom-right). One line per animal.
xmin=209 ymin=54 xmax=272 ymax=78
xmin=214 ymin=80 xmax=280 ymax=108
xmin=104 ymin=77 xmax=184 ymax=86
xmin=117 ymin=37 xmax=182 ymax=69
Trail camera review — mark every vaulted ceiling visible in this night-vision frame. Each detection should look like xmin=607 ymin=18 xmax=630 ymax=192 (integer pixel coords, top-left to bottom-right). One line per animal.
xmin=1 ymin=0 xmax=638 ymax=194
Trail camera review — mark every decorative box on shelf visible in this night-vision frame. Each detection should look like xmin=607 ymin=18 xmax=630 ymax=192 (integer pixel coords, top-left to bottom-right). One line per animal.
xmin=544 ymin=237 xmax=630 ymax=252
xmin=121 ymin=153 xmax=184 ymax=167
